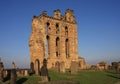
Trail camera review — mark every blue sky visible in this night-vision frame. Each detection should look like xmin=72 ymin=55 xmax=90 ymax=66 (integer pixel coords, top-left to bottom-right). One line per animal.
xmin=0 ymin=0 xmax=120 ymax=68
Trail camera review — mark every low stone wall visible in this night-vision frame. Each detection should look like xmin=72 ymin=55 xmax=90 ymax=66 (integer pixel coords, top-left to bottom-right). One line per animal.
xmin=16 ymin=69 xmax=29 ymax=76
xmin=4 ymin=69 xmax=30 ymax=77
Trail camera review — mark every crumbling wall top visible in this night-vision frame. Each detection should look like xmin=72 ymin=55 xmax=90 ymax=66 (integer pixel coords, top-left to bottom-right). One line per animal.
xmin=34 ymin=9 xmax=76 ymax=24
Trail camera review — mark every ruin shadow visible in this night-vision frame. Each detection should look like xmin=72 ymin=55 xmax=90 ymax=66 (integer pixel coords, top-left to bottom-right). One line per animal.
xmin=4 ymin=76 xmax=10 ymax=82
xmin=3 ymin=70 xmax=11 ymax=82
xmin=105 ymin=70 xmax=119 ymax=74
xmin=16 ymin=77 xmax=28 ymax=84
xmin=107 ymin=74 xmax=120 ymax=79
xmin=50 ymin=81 xmax=80 ymax=84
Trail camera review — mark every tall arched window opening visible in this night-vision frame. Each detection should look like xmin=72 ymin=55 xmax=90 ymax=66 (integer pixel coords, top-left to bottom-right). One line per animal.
xmin=46 ymin=22 xmax=50 ymax=33
xmin=65 ymin=26 xmax=68 ymax=37
xmin=56 ymin=23 xmax=59 ymax=34
xmin=56 ymin=37 xmax=59 ymax=57
xmin=46 ymin=36 xmax=49 ymax=58
xmin=65 ymin=39 xmax=69 ymax=58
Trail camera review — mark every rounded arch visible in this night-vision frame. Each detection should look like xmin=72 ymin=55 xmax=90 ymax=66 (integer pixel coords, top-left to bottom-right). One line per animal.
xmin=65 ymin=39 xmax=69 ymax=58
xmin=46 ymin=35 xmax=49 ymax=40
xmin=56 ymin=37 xmax=59 ymax=46
xmin=55 ymin=61 xmax=60 ymax=72
xmin=46 ymin=22 xmax=50 ymax=26
xmin=65 ymin=26 xmax=68 ymax=36
xmin=56 ymin=23 xmax=59 ymax=28
xmin=65 ymin=26 xmax=68 ymax=30
xmin=66 ymin=38 xmax=69 ymax=42
xmin=55 ymin=61 xmax=60 ymax=67
xmin=30 ymin=62 xmax=34 ymax=72
xmin=56 ymin=37 xmax=59 ymax=40
xmin=56 ymin=37 xmax=60 ymax=57
xmin=46 ymin=35 xmax=50 ymax=58
xmin=46 ymin=22 xmax=50 ymax=33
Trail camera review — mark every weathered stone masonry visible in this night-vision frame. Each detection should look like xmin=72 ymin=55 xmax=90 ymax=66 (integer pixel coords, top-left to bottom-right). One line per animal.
xmin=29 ymin=9 xmax=84 ymax=72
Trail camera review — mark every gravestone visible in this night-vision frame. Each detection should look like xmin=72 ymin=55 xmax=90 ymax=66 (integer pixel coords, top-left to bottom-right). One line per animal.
xmin=117 ymin=62 xmax=120 ymax=73
xmin=70 ymin=61 xmax=78 ymax=74
xmin=55 ymin=61 xmax=60 ymax=72
xmin=24 ymin=70 xmax=29 ymax=76
xmin=12 ymin=62 xmax=16 ymax=69
xmin=10 ymin=62 xmax=16 ymax=84
xmin=0 ymin=59 xmax=4 ymax=82
xmin=41 ymin=59 xmax=48 ymax=82
xmin=10 ymin=69 xmax=16 ymax=84
xmin=3 ymin=70 xmax=8 ymax=78
xmin=111 ymin=62 xmax=118 ymax=70
xmin=60 ymin=62 xmax=65 ymax=73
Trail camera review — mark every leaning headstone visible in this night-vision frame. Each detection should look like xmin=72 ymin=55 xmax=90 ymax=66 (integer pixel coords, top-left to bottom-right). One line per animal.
xmin=60 ymin=62 xmax=65 ymax=73
xmin=41 ymin=59 xmax=48 ymax=82
xmin=70 ymin=61 xmax=78 ymax=74
xmin=0 ymin=58 xmax=4 ymax=82
xmin=10 ymin=62 xmax=16 ymax=84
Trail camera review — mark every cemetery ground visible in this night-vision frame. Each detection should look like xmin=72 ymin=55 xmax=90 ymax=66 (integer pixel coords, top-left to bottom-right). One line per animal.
xmin=3 ymin=69 xmax=120 ymax=84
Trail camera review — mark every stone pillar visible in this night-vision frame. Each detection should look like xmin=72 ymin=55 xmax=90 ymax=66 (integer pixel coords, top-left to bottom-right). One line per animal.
xmin=10 ymin=62 xmax=16 ymax=84
xmin=35 ymin=60 xmax=40 ymax=76
xmin=60 ymin=36 xmax=66 ymax=59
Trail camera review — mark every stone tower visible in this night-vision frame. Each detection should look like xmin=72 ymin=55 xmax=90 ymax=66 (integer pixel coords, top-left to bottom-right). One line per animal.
xmin=29 ymin=9 xmax=80 ymax=72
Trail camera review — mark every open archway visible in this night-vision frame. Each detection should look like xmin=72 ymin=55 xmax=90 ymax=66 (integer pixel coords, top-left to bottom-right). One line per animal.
xmin=30 ymin=62 xmax=34 ymax=73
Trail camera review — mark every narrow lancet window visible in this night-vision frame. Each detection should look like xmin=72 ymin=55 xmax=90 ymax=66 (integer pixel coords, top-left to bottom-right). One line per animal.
xmin=46 ymin=22 xmax=50 ymax=33
xmin=65 ymin=26 xmax=68 ymax=37
xmin=56 ymin=23 xmax=59 ymax=34
xmin=65 ymin=39 xmax=69 ymax=58
xmin=56 ymin=37 xmax=59 ymax=57
xmin=46 ymin=36 xmax=49 ymax=58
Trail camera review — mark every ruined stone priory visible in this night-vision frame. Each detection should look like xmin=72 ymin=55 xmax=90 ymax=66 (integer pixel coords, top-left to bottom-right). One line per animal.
xmin=29 ymin=9 xmax=85 ymax=72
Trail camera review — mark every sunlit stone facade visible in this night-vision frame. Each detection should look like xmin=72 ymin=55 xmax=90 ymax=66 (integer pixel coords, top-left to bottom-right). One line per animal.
xmin=29 ymin=9 xmax=84 ymax=72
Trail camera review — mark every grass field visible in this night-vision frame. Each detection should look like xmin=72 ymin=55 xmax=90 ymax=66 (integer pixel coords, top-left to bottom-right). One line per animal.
xmin=3 ymin=70 xmax=120 ymax=84
xmin=48 ymin=70 xmax=120 ymax=84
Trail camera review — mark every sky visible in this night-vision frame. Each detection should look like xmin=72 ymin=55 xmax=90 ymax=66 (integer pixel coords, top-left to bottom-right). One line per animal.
xmin=0 ymin=0 xmax=120 ymax=69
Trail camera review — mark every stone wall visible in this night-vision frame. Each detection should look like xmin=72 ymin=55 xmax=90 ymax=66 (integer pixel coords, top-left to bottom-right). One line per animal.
xmin=96 ymin=62 xmax=108 ymax=70
xmin=29 ymin=9 xmax=85 ymax=74
xmin=3 ymin=69 xmax=29 ymax=77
